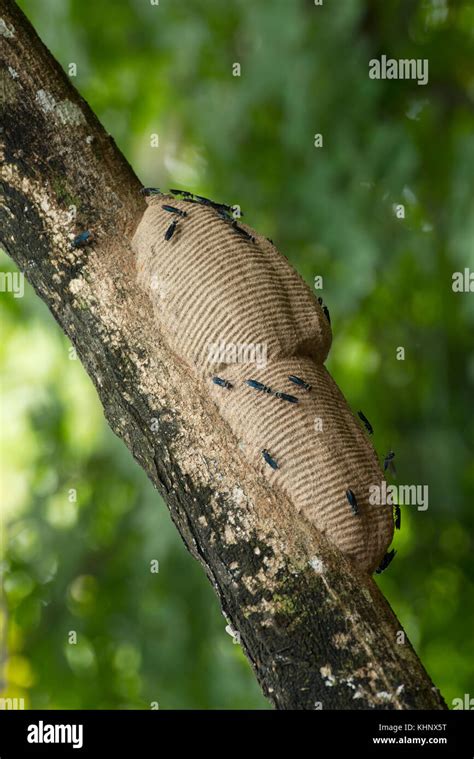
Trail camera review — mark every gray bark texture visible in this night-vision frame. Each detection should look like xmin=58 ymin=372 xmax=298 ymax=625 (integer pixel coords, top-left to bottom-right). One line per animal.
xmin=0 ymin=0 xmax=447 ymax=710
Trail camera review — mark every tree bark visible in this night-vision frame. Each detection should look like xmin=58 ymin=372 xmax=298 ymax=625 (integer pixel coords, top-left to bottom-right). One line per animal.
xmin=0 ymin=0 xmax=447 ymax=710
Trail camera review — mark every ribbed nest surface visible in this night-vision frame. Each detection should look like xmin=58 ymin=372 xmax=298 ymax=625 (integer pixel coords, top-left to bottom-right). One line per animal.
xmin=133 ymin=195 xmax=394 ymax=573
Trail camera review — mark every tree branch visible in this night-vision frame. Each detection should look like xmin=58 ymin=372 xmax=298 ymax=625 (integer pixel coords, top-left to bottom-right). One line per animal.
xmin=0 ymin=0 xmax=446 ymax=710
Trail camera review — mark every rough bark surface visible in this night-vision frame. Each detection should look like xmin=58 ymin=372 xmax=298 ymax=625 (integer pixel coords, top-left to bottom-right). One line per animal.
xmin=0 ymin=0 xmax=447 ymax=710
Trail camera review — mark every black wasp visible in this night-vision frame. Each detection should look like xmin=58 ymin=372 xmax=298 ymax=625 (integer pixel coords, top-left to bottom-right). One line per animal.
xmin=217 ymin=208 xmax=233 ymax=221
xmin=169 ymin=188 xmax=192 ymax=198
xmin=383 ymin=450 xmax=396 ymax=477
xmin=317 ymin=297 xmax=331 ymax=324
xmin=288 ymin=375 xmax=312 ymax=392
xmin=262 ymin=449 xmax=279 ymax=470
xmin=162 ymin=204 xmax=187 ymax=218
xmin=194 ymin=194 xmax=213 ymax=206
xmin=71 ymin=231 xmax=92 ymax=249
xmin=275 ymin=392 xmax=299 ymax=404
xmin=375 ymin=549 xmax=396 ymax=574
xmin=231 ymin=221 xmax=255 ymax=242
xmin=212 ymin=376 xmax=233 ymax=390
xmin=346 ymin=489 xmax=359 ymax=515
xmin=164 ymin=220 xmax=178 ymax=241
xmin=357 ymin=411 xmax=374 ymax=435
xmin=246 ymin=379 xmax=273 ymax=394
xmin=211 ymin=200 xmax=233 ymax=212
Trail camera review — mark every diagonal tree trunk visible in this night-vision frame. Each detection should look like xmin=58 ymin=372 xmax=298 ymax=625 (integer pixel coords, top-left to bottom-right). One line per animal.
xmin=0 ymin=0 xmax=446 ymax=710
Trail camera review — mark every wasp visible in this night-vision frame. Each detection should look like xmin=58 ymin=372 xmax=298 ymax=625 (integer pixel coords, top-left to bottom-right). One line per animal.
xmin=217 ymin=208 xmax=233 ymax=221
xmin=231 ymin=221 xmax=255 ymax=242
xmin=317 ymin=297 xmax=331 ymax=325
xmin=206 ymin=197 xmax=235 ymax=213
xmin=140 ymin=187 xmax=161 ymax=195
xmin=375 ymin=549 xmax=396 ymax=574
xmin=208 ymin=199 xmax=233 ymax=212
xmin=394 ymin=504 xmax=401 ymax=530
xmin=275 ymin=392 xmax=299 ymax=404
xmin=71 ymin=231 xmax=92 ymax=249
xmin=212 ymin=376 xmax=233 ymax=390
xmin=194 ymin=194 xmax=213 ymax=206
xmin=357 ymin=411 xmax=374 ymax=435
xmin=162 ymin=204 xmax=187 ymax=218
xmin=288 ymin=375 xmax=311 ymax=392
xmin=169 ymin=188 xmax=192 ymax=198
xmin=164 ymin=220 xmax=178 ymax=241
xmin=262 ymin=449 xmax=279 ymax=470
xmin=215 ymin=203 xmax=235 ymax=214
xmin=346 ymin=489 xmax=359 ymax=515
xmin=383 ymin=450 xmax=396 ymax=477
xmin=246 ymin=379 xmax=273 ymax=394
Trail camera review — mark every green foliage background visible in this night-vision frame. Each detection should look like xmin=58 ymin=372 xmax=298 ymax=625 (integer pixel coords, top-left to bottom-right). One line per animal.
xmin=1 ymin=0 xmax=473 ymax=709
